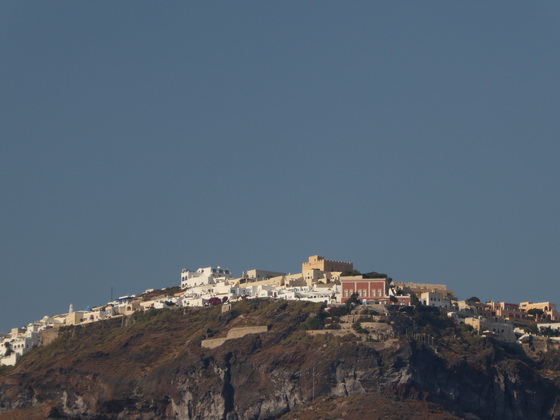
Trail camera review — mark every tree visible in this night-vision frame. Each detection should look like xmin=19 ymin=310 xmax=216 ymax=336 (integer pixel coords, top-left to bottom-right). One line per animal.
xmin=341 ymin=270 xmax=362 ymax=277
xmin=303 ymin=314 xmax=324 ymax=330
xmin=527 ymin=308 xmax=544 ymax=317
xmin=352 ymin=321 xmax=368 ymax=334
xmin=410 ymin=292 xmax=421 ymax=307
xmin=524 ymin=323 xmax=538 ymax=335
xmin=345 ymin=292 xmax=361 ymax=309
xmin=466 ymin=296 xmax=480 ymax=303
xmin=302 ymin=305 xmax=327 ymax=330
xmin=540 ymin=326 xmax=560 ymax=337
xmin=3 ymin=342 xmax=13 ymax=357
xmin=363 ymin=272 xmax=388 ymax=279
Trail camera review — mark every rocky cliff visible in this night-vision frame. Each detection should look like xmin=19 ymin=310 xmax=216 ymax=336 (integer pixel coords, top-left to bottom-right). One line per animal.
xmin=0 ymin=299 xmax=559 ymax=419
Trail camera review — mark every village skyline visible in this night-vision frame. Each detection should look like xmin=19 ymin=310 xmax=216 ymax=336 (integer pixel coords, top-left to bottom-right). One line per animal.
xmin=3 ymin=253 xmax=558 ymax=367
xmin=2 ymin=253 xmax=557 ymax=335
xmin=2 ymin=249 xmax=558 ymax=334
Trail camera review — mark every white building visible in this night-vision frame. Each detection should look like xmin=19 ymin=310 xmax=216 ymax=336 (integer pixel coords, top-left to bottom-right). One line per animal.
xmin=0 ymin=325 xmax=41 ymax=366
xmin=181 ymin=266 xmax=232 ymax=289
xmin=420 ymin=291 xmax=454 ymax=310
xmin=245 ymin=284 xmax=277 ymax=298
xmin=178 ymin=296 xmax=208 ymax=307
xmin=465 ymin=316 xmax=516 ymax=343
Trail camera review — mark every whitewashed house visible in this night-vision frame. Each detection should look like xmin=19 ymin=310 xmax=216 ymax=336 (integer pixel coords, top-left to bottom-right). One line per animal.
xmin=178 ymin=296 xmax=208 ymax=307
xmin=181 ymin=266 xmax=232 ymax=289
xmin=0 ymin=325 xmax=41 ymax=366
xmin=421 ymin=291 xmax=454 ymax=310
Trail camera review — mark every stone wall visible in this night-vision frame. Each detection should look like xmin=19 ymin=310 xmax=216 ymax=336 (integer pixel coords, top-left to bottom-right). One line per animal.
xmin=200 ymin=338 xmax=228 ymax=349
xmin=201 ymin=326 xmax=269 ymax=349
xmin=226 ymin=326 xmax=268 ymax=339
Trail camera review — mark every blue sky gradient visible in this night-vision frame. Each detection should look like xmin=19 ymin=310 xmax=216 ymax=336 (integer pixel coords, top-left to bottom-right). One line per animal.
xmin=1 ymin=2 xmax=559 ymax=332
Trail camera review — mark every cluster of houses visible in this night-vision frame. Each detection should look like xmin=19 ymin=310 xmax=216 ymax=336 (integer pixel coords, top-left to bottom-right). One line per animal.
xmin=2 ymin=255 xmax=559 ymax=366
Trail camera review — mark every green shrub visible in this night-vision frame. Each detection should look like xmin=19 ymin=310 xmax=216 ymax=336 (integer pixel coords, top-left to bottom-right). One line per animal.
xmin=352 ymin=322 xmax=368 ymax=334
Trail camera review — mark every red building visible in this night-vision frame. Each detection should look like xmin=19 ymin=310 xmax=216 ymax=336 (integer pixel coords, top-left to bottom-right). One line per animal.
xmin=340 ymin=276 xmax=410 ymax=305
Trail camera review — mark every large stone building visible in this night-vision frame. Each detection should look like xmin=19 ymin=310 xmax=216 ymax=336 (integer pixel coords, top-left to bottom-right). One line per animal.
xmin=302 ymin=255 xmax=353 ymax=274
xmin=519 ymin=302 xmax=558 ymax=321
xmin=340 ymin=276 xmax=410 ymax=306
xmin=341 ymin=276 xmax=388 ymax=303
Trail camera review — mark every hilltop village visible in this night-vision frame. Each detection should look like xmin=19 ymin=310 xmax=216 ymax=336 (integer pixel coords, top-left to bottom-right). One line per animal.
xmin=1 ymin=255 xmax=559 ymax=367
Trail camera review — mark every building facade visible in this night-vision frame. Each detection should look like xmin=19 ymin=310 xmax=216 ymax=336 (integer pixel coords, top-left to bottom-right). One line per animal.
xmin=420 ymin=291 xmax=453 ymax=310
xmin=302 ymin=255 xmax=353 ymax=274
xmin=465 ymin=317 xmax=516 ymax=343
xmin=340 ymin=276 xmax=389 ymax=304
xmin=487 ymin=302 xmax=526 ymax=320
xmin=519 ymin=302 xmax=558 ymax=321
xmin=181 ymin=266 xmax=232 ymax=289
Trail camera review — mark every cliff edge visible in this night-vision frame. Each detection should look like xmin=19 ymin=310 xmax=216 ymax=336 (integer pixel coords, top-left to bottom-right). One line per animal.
xmin=0 ymin=299 xmax=559 ymax=419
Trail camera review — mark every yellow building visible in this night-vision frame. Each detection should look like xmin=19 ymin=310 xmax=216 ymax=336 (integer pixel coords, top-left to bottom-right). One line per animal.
xmin=302 ymin=255 xmax=353 ymax=274
xmin=465 ymin=317 xmax=516 ymax=342
xmin=487 ymin=302 xmax=526 ymax=320
xmin=65 ymin=311 xmax=87 ymax=326
xmin=519 ymin=302 xmax=558 ymax=321
xmin=394 ymin=282 xmax=454 ymax=298
xmin=302 ymin=269 xmax=342 ymax=286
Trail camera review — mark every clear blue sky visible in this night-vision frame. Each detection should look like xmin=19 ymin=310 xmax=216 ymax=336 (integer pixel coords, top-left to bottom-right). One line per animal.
xmin=1 ymin=2 xmax=559 ymax=333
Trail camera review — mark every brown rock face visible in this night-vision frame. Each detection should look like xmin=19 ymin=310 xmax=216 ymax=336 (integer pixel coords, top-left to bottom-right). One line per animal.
xmin=0 ymin=300 xmax=559 ymax=419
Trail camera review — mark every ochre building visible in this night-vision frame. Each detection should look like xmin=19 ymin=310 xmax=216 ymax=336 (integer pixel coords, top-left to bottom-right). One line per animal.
xmin=302 ymin=255 xmax=353 ymax=273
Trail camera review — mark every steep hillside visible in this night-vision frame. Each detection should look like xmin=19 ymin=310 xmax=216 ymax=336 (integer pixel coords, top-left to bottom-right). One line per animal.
xmin=0 ymin=299 xmax=559 ymax=419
